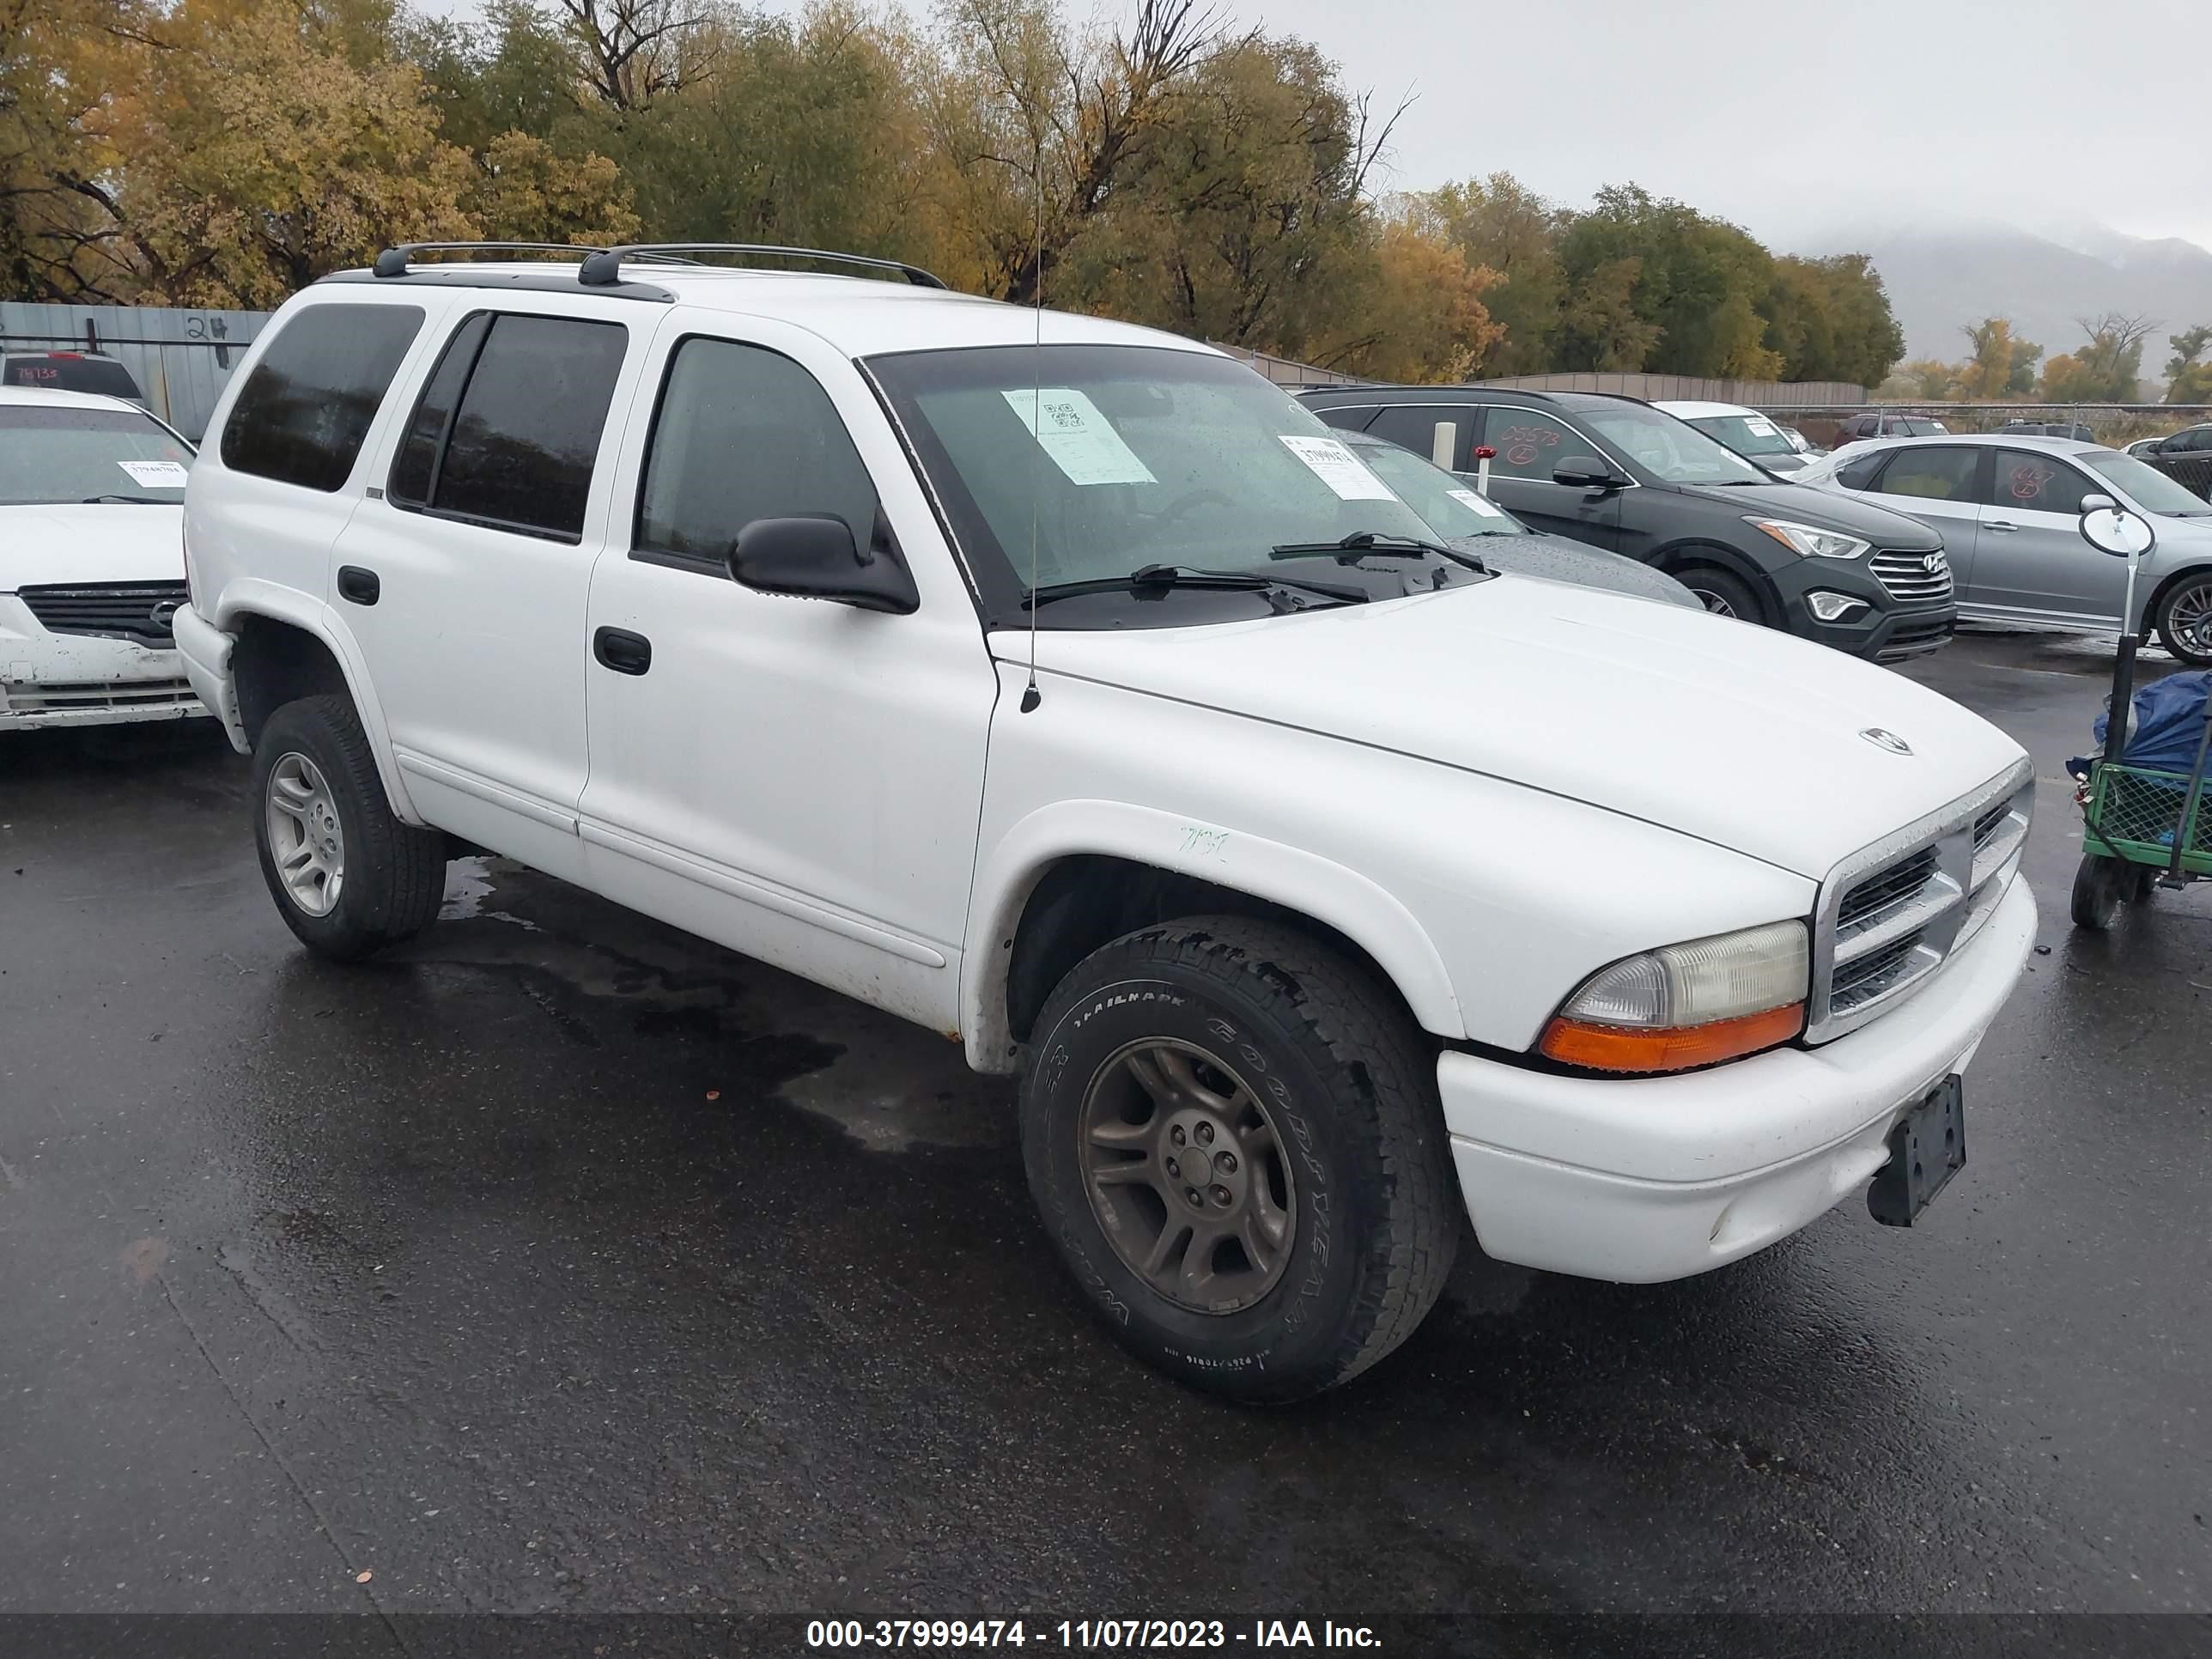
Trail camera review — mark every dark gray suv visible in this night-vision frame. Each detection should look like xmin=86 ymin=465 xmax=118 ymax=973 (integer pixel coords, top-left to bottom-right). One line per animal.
xmin=1297 ymin=385 xmax=1957 ymax=663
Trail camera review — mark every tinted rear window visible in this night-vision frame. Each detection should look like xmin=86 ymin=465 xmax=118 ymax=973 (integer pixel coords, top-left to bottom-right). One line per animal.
xmin=4 ymin=355 xmax=143 ymax=398
xmin=220 ymin=303 xmax=424 ymax=491
xmin=424 ymin=313 xmax=627 ymax=540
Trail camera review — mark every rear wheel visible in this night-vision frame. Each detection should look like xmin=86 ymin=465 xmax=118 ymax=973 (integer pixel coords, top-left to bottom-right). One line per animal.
xmin=252 ymin=695 xmax=447 ymax=961
xmin=2153 ymin=573 xmax=2212 ymax=666
xmin=1020 ymin=916 xmax=1458 ymax=1402
xmin=2070 ymin=853 xmax=2124 ymax=930
xmin=1677 ymin=565 xmax=1765 ymax=625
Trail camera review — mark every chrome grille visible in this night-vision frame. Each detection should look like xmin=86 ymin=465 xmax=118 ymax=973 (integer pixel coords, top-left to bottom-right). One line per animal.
xmin=1838 ymin=846 xmax=1940 ymax=931
xmin=1808 ymin=760 xmax=2034 ymax=1042
xmin=1869 ymin=549 xmax=1954 ymax=604
xmin=18 ymin=581 xmax=187 ymax=646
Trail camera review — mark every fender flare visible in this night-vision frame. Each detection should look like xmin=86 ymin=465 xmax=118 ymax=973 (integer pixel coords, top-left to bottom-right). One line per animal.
xmin=960 ymin=799 xmax=1467 ymax=1073
xmin=210 ymin=580 xmax=424 ymax=825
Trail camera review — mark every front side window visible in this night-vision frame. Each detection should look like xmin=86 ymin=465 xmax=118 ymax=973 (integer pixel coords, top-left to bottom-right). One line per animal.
xmin=0 ymin=404 xmax=193 ymax=505
xmin=1833 ymin=449 xmax=1888 ymax=490
xmin=221 ymin=303 xmax=423 ymax=491
xmin=636 ymin=337 xmax=879 ymax=563
xmin=1875 ymin=446 xmax=1980 ymax=501
xmin=867 ymin=344 xmax=1462 ymax=626
xmin=1989 ymin=450 xmax=2090 ymax=515
xmin=387 ymin=312 xmax=627 ymax=541
xmin=2080 ymin=450 xmax=2212 ymax=517
xmin=1479 ymin=408 xmax=1580 ymax=479
xmin=1572 ymin=403 xmax=1766 ymax=485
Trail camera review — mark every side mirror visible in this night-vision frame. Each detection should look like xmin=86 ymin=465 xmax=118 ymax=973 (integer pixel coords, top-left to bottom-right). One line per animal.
xmin=1553 ymin=455 xmax=1626 ymax=491
xmin=2078 ymin=494 xmax=2155 ymax=559
xmin=727 ymin=513 xmax=920 ymax=614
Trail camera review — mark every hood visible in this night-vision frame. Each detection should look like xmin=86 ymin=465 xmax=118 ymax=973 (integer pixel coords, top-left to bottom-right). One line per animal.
xmin=1670 ymin=477 xmax=1942 ymax=550
xmin=1457 ymin=532 xmax=1700 ymax=609
xmin=1008 ymin=578 xmax=2022 ymax=878
xmin=0 ymin=503 xmax=185 ymax=590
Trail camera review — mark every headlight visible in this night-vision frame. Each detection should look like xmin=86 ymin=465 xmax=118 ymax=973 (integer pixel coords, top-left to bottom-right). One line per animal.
xmin=1538 ymin=920 xmax=1808 ymax=1074
xmin=1746 ymin=519 xmax=1870 ymax=561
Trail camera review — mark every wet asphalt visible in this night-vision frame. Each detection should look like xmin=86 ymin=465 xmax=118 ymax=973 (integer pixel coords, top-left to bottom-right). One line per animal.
xmin=2 ymin=632 xmax=2208 ymax=1633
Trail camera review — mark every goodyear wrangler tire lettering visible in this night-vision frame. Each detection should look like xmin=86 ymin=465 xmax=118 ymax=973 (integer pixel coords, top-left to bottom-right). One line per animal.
xmin=1016 ymin=915 xmax=1458 ymax=1402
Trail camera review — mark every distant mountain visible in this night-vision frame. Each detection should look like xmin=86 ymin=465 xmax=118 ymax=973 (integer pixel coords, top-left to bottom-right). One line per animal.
xmin=1785 ymin=220 xmax=2212 ymax=386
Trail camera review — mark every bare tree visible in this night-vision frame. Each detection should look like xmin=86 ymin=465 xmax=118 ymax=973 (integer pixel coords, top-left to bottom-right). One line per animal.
xmin=557 ymin=0 xmax=716 ymax=111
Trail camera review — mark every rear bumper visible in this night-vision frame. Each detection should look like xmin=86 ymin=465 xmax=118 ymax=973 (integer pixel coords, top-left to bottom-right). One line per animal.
xmin=1437 ymin=875 xmax=2036 ymax=1283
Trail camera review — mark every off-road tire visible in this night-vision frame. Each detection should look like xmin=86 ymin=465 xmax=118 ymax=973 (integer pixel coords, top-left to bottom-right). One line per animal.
xmin=2153 ymin=572 xmax=2212 ymax=666
xmin=2069 ymin=853 xmax=2123 ymax=931
xmin=1021 ymin=915 xmax=1458 ymax=1402
xmin=1677 ymin=564 xmax=1766 ymax=626
xmin=252 ymin=695 xmax=447 ymax=961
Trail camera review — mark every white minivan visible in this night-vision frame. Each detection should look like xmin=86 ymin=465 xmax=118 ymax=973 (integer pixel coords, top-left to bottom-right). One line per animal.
xmin=173 ymin=246 xmax=2037 ymax=1400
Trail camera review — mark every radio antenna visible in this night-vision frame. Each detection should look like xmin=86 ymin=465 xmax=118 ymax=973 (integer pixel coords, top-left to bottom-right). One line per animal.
xmin=1019 ymin=136 xmax=1044 ymax=714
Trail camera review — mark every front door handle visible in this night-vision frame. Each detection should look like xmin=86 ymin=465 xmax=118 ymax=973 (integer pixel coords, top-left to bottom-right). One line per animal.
xmin=1985 ymin=520 xmax=2021 ymax=532
xmin=592 ymin=626 xmax=652 ymax=676
xmin=337 ymin=565 xmax=380 ymax=605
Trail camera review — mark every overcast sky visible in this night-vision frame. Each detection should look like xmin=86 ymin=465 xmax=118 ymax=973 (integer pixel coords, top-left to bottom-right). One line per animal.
xmin=1202 ymin=0 xmax=2209 ymax=252
xmin=434 ymin=0 xmax=2211 ymax=252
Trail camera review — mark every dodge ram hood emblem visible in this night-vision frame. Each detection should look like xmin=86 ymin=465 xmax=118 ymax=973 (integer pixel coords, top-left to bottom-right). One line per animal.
xmin=1860 ymin=727 xmax=1913 ymax=756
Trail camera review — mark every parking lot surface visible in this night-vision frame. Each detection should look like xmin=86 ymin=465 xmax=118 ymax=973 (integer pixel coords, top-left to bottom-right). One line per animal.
xmin=3 ymin=634 xmax=2209 ymax=1630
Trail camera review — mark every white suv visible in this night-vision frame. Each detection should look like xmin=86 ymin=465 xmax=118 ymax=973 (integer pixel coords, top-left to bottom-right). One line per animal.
xmin=176 ymin=245 xmax=2038 ymax=1401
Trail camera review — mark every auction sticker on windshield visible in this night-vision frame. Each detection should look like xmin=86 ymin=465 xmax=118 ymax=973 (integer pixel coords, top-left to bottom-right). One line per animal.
xmin=1001 ymin=388 xmax=1157 ymax=486
xmin=1279 ymin=435 xmax=1395 ymax=501
xmin=1447 ymin=488 xmax=1506 ymax=518
xmin=117 ymin=460 xmax=189 ymax=488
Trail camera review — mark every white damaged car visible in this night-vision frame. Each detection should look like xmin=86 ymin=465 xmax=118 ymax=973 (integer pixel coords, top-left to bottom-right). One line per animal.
xmin=177 ymin=248 xmax=2037 ymax=1400
xmin=1 ymin=387 xmax=206 ymax=732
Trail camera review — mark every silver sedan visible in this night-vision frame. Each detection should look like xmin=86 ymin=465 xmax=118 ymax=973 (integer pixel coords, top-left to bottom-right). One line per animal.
xmin=1796 ymin=434 xmax=2212 ymax=664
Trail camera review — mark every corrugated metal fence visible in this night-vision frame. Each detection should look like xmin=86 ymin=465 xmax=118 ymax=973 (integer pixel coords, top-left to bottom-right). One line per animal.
xmin=0 ymin=303 xmax=271 ymax=441
xmin=1477 ymin=371 xmax=1869 ymax=406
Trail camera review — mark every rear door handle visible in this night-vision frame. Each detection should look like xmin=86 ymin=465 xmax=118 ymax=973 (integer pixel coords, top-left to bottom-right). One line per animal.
xmin=337 ymin=565 xmax=380 ymax=605
xmin=592 ymin=626 xmax=652 ymax=676
xmin=1984 ymin=520 xmax=2020 ymax=532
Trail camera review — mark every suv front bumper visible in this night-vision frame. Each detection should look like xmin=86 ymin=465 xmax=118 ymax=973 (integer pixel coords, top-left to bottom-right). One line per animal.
xmin=1767 ymin=558 xmax=1955 ymax=663
xmin=1437 ymin=875 xmax=2034 ymax=1283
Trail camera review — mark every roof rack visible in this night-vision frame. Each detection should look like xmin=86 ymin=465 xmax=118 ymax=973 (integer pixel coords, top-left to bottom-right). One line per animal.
xmin=372 ymin=242 xmax=615 ymax=278
xmin=576 ymin=244 xmax=949 ymax=289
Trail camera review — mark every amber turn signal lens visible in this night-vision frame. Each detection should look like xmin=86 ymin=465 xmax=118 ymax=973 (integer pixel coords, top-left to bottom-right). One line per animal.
xmin=1538 ymin=1002 xmax=1806 ymax=1075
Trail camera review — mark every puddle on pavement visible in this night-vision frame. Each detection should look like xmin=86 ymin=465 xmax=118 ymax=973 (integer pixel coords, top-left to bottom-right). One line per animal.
xmin=414 ymin=855 xmax=1007 ymax=1153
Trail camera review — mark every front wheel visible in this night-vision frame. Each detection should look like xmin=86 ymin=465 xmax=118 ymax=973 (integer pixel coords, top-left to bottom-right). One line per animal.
xmin=252 ymin=695 xmax=447 ymax=961
xmin=2154 ymin=573 xmax=2212 ymax=666
xmin=1676 ymin=565 xmax=1766 ymax=626
xmin=1021 ymin=916 xmax=1458 ymax=1402
xmin=2070 ymin=853 xmax=2124 ymax=930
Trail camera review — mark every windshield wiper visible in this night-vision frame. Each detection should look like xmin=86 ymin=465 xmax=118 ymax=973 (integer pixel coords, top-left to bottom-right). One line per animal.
xmin=1021 ymin=563 xmax=1370 ymax=611
xmin=81 ymin=494 xmax=172 ymax=504
xmin=1270 ymin=530 xmax=1486 ymax=574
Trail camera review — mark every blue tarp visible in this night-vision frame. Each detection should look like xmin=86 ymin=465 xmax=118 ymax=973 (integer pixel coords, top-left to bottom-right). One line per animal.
xmin=2086 ymin=671 xmax=2212 ymax=773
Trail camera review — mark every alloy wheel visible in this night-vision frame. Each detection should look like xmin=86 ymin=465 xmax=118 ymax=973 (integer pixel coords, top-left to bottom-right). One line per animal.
xmin=264 ymin=750 xmax=346 ymax=917
xmin=1077 ymin=1036 xmax=1297 ymax=1314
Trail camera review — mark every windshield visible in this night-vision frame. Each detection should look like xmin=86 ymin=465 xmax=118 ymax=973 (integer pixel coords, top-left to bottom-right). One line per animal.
xmin=1686 ymin=413 xmax=1797 ymax=459
xmin=1896 ymin=418 xmax=1948 ymax=435
xmin=2081 ymin=450 xmax=2212 ymax=517
xmin=1574 ymin=403 xmax=1768 ymax=484
xmin=1346 ymin=441 xmax=1528 ymax=538
xmin=867 ymin=345 xmax=1464 ymax=625
xmin=0 ymin=404 xmax=192 ymax=504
